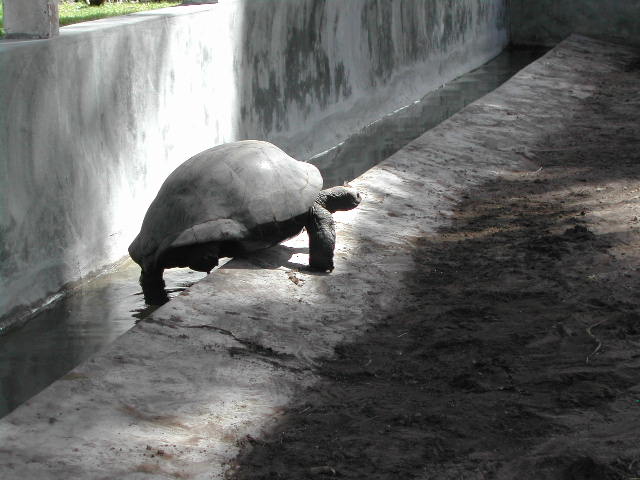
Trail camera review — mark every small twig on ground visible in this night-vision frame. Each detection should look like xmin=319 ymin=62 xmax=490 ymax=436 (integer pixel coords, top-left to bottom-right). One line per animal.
xmin=309 ymin=466 xmax=337 ymax=476
xmin=524 ymin=166 xmax=543 ymax=176
xmin=585 ymin=319 xmax=606 ymax=364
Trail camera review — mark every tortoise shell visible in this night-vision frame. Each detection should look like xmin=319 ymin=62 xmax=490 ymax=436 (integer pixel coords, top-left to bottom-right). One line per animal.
xmin=129 ymin=140 xmax=323 ymax=271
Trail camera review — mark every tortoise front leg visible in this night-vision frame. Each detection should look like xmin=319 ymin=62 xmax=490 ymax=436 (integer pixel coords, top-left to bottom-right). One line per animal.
xmin=306 ymin=203 xmax=336 ymax=272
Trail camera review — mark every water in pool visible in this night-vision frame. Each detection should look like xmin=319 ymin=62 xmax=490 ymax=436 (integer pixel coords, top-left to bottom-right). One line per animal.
xmin=0 ymin=46 xmax=547 ymax=419
xmin=313 ymin=46 xmax=547 ymax=186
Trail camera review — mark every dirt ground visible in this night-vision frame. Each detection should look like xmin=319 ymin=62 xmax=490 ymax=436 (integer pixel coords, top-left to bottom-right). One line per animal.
xmin=225 ymin=56 xmax=640 ymax=479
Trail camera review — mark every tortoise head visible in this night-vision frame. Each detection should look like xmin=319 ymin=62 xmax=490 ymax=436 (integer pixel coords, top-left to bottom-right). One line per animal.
xmin=317 ymin=185 xmax=362 ymax=213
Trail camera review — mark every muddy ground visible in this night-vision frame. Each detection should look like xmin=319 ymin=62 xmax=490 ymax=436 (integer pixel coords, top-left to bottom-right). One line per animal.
xmin=225 ymin=56 xmax=640 ymax=479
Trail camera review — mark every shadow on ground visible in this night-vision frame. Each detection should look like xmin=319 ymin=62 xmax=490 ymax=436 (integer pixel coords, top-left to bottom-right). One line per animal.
xmin=225 ymin=52 xmax=640 ymax=480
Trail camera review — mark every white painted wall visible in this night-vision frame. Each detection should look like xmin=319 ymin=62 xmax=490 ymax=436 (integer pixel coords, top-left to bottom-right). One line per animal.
xmin=0 ymin=0 xmax=508 ymax=320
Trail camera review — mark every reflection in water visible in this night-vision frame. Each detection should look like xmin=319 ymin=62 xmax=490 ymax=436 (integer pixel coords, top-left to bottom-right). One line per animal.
xmin=0 ymin=46 xmax=547 ymax=419
xmin=311 ymin=47 xmax=548 ymax=187
xmin=0 ymin=260 xmax=206 ymax=418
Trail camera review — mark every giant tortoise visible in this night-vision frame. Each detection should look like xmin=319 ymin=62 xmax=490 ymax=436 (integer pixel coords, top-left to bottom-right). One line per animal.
xmin=129 ymin=140 xmax=361 ymax=300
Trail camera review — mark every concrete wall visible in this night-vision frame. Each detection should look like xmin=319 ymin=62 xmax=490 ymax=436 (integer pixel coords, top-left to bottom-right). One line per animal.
xmin=3 ymin=0 xmax=60 ymax=39
xmin=0 ymin=0 xmax=509 ymax=321
xmin=510 ymin=0 xmax=640 ymax=47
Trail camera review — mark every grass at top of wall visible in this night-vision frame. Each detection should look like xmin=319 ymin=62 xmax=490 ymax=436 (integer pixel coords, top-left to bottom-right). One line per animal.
xmin=58 ymin=1 xmax=181 ymax=27
xmin=0 ymin=1 xmax=181 ymax=37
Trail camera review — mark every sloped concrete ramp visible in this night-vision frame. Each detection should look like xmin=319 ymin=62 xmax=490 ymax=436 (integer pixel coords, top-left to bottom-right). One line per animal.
xmin=1 ymin=35 xmax=639 ymax=479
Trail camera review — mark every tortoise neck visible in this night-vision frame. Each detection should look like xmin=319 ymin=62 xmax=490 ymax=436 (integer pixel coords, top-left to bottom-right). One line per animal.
xmin=316 ymin=186 xmax=361 ymax=213
xmin=316 ymin=190 xmax=337 ymax=213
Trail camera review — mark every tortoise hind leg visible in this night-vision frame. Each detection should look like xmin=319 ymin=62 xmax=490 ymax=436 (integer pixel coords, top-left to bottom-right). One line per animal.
xmin=140 ymin=266 xmax=165 ymax=289
xmin=306 ymin=204 xmax=336 ymax=272
xmin=140 ymin=267 xmax=169 ymax=305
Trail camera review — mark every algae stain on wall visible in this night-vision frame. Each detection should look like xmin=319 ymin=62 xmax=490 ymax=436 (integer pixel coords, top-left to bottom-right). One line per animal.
xmin=240 ymin=0 xmax=342 ymax=135
xmin=235 ymin=0 xmax=508 ymax=158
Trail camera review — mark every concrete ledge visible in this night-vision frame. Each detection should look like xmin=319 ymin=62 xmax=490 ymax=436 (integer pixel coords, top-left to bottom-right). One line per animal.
xmin=2 ymin=0 xmax=59 ymax=39
xmin=1 ymin=35 xmax=636 ymax=478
